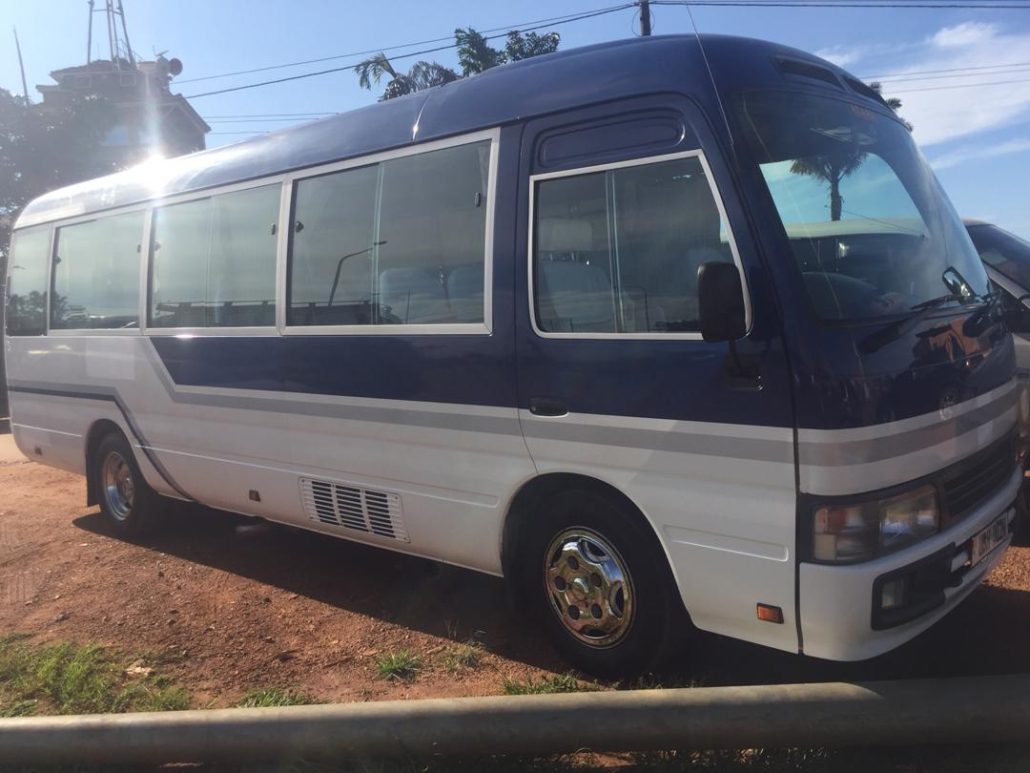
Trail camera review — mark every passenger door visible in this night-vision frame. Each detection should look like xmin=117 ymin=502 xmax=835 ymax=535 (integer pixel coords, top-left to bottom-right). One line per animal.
xmin=514 ymin=98 xmax=802 ymax=653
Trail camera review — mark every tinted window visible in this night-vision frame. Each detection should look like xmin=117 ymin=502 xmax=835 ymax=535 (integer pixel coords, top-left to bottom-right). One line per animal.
xmin=994 ymin=281 xmax=1030 ymax=334
xmin=288 ymin=165 xmax=378 ymax=326
xmin=376 ymin=141 xmax=489 ymax=325
xmin=52 ymin=211 xmax=143 ymax=329
xmin=740 ymin=91 xmax=990 ymax=322
xmin=150 ymin=185 xmax=280 ymax=328
xmin=6 ymin=226 xmax=51 ymax=336
xmin=286 ymin=140 xmax=491 ymax=328
xmin=967 ymin=224 xmax=1030 ymax=290
xmin=533 ymin=156 xmax=733 ymax=334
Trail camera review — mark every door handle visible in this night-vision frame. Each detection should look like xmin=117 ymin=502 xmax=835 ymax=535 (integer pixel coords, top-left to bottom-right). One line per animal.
xmin=529 ymin=397 xmax=568 ymax=417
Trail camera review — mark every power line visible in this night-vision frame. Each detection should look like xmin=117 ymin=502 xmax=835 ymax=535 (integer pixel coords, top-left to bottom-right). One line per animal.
xmin=206 ymin=117 xmax=338 ymax=124
xmin=889 ymin=77 xmax=1030 ymax=94
xmin=653 ymin=1 xmax=1030 ymax=7
xmin=185 ymin=5 xmax=633 ymax=99
xmin=178 ymin=4 xmax=632 ymax=86
xmin=203 ymin=112 xmax=339 ymax=119
xmin=862 ymin=60 xmax=1030 ymax=81
xmin=873 ymin=66 xmax=1030 ymax=85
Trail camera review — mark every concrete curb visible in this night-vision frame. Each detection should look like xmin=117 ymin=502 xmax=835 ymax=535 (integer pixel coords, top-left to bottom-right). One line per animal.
xmin=0 ymin=675 xmax=1027 ymax=765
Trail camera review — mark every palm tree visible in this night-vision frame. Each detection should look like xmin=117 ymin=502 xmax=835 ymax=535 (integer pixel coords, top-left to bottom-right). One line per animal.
xmin=870 ymin=81 xmax=913 ymax=131
xmin=354 ymin=54 xmax=458 ymax=102
xmin=356 ymin=28 xmax=560 ymax=100
xmin=788 ymin=81 xmax=913 ymax=222
xmin=790 ymin=150 xmax=867 ymax=221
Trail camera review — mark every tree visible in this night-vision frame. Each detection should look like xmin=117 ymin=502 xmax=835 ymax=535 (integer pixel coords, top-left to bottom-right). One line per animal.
xmin=790 ymin=149 xmax=867 ymax=222
xmin=356 ymin=27 xmax=560 ymax=101
xmin=0 ymin=88 xmax=117 ymax=258
xmin=788 ymin=82 xmax=912 ymax=222
xmin=870 ymin=81 xmax=912 ymax=131
xmin=354 ymin=55 xmax=459 ymax=101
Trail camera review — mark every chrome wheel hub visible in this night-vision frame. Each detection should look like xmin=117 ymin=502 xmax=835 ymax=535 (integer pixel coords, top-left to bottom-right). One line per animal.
xmin=544 ymin=528 xmax=634 ymax=648
xmin=101 ymin=451 xmax=134 ymax=522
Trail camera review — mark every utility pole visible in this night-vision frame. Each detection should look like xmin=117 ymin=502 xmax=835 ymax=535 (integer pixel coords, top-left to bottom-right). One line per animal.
xmin=13 ymin=26 xmax=29 ymax=102
xmin=638 ymin=0 xmax=652 ymax=36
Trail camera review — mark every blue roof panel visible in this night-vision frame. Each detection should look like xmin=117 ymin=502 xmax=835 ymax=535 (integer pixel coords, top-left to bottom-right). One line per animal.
xmin=15 ymin=34 xmax=877 ymax=229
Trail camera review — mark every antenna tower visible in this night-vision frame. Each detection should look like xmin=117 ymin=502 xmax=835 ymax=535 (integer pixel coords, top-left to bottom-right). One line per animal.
xmin=87 ymin=0 xmax=136 ymax=69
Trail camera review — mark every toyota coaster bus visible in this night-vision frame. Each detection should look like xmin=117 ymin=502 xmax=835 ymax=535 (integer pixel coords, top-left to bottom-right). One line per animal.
xmin=4 ymin=35 xmax=1019 ymax=676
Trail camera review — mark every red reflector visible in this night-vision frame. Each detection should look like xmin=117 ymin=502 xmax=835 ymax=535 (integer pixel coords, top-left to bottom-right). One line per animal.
xmin=757 ymin=604 xmax=784 ymax=624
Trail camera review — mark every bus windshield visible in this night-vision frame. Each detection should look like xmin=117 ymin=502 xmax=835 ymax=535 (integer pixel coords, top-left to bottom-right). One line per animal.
xmin=738 ymin=90 xmax=990 ymax=322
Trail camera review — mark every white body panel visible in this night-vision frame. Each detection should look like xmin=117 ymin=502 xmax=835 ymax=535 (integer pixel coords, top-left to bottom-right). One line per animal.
xmin=6 ymin=335 xmax=535 ymax=575
xmin=519 ymin=410 xmax=799 ymax=653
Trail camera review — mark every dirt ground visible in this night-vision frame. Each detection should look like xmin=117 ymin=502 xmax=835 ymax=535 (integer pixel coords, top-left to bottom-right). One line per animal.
xmin=1 ymin=437 xmax=1029 ymax=707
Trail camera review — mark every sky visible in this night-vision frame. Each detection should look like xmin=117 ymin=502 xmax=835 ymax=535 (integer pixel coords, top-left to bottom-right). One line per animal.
xmin=1 ymin=0 xmax=1029 ymax=237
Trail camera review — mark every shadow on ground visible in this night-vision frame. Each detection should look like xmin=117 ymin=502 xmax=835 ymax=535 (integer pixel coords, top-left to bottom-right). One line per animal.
xmin=73 ymin=502 xmax=563 ymax=672
xmin=74 ymin=503 xmax=1030 ymax=687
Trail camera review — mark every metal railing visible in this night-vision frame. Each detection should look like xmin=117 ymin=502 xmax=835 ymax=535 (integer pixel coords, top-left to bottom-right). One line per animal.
xmin=0 ymin=675 xmax=1028 ymax=765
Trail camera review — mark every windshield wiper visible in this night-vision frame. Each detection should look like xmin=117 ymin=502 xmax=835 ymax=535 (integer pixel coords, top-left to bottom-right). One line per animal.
xmin=859 ymin=276 xmax=991 ymax=355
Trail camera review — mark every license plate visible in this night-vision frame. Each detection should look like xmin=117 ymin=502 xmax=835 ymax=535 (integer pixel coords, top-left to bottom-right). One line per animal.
xmin=970 ymin=514 xmax=1010 ymax=567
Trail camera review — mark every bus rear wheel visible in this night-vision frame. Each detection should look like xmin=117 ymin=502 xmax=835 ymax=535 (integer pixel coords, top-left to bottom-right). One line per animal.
xmin=523 ymin=489 xmax=682 ymax=678
xmin=91 ymin=432 xmax=160 ymax=536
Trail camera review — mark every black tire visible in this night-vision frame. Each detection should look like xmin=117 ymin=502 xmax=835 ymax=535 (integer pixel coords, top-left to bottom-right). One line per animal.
xmin=91 ymin=432 xmax=161 ymax=536
xmin=521 ymin=488 xmax=686 ymax=678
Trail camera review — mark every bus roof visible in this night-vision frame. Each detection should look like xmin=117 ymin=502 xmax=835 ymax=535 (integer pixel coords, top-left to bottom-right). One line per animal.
xmin=15 ymin=34 xmax=888 ymax=229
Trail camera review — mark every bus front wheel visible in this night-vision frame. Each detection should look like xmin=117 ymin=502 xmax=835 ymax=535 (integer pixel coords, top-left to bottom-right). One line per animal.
xmin=91 ymin=432 xmax=161 ymax=536
xmin=523 ymin=489 xmax=684 ymax=678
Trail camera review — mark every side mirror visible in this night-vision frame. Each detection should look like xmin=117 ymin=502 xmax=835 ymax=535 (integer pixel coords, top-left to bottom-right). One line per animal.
xmin=698 ymin=261 xmax=746 ymax=342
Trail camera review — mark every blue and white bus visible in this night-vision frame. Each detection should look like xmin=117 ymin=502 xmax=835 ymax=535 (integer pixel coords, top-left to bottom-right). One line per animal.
xmin=4 ymin=35 xmax=1020 ymax=676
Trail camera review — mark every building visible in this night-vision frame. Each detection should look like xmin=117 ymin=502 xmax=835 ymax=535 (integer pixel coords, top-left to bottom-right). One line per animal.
xmin=36 ymin=55 xmax=209 ymax=166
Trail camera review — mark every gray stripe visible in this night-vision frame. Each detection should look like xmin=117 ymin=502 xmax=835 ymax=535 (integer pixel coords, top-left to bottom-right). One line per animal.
xmin=169 ymin=389 xmax=523 ymax=435
xmin=798 ymin=388 xmax=1017 ymax=467
xmin=521 ymin=420 xmax=795 ymax=463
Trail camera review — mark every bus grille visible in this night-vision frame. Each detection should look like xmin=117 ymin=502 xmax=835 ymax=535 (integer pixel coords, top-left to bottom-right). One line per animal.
xmin=940 ymin=436 xmax=1016 ymax=522
xmin=299 ymin=478 xmax=409 ymax=542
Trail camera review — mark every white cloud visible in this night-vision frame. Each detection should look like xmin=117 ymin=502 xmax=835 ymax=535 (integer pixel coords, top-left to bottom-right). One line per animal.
xmin=815 ymin=45 xmax=867 ymax=68
xmin=865 ymin=23 xmax=1030 ymax=146
xmin=930 ymin=22 xmax=999 ymax=48
xmin=929 ymin=138 xmax=1030 ymax=171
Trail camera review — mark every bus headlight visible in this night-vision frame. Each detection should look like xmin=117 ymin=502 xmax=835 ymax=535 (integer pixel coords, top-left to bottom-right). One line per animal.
xmin=812 ymin=484 xmax=939 ymax=563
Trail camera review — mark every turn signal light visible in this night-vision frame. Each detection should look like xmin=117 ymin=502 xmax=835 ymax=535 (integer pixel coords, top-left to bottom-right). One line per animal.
xmin=756 ymin=603 xmax=784 ymax=624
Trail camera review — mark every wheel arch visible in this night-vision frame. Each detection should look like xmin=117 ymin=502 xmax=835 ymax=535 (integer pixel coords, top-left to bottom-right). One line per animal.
xmin=500 ymin=472 xmax=678 ymax=594
xmin=84 ymin=419 xmax=126 ymax=507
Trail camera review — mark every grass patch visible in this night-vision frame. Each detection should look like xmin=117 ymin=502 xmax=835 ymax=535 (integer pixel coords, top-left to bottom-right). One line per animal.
xmin=236 ymin=687 xmax=313 ymax=708
xmin=501 ymin=673 xmax=599 ymax=695
xmin=442 ymin=641 xmax=483 ymax=673
xmin=0 ymin=635 xmax=190 ymax=716
xmin=375 ymin=650 xmax=422 ymax=681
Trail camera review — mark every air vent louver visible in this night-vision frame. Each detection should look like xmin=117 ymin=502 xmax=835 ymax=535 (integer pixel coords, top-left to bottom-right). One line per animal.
xmin=300 ymin=478 xmax=409 ymax=541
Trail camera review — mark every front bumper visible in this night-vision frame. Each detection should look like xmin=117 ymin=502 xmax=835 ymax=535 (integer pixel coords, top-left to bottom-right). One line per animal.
xmin=798 ymin=465 xmax=1021 ymax=661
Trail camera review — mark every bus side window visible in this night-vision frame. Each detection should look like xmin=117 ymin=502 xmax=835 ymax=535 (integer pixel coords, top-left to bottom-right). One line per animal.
xmin=5 ymin=226 xmax=51 ymax=336
xmin=376 ymin=142 xmax=489 ymax=326
xmin=533 ymin=154 xmax=732 ymax=335
xmin=150 ymin=184 xmax=280 ymax=329
xmin=52 ymin=211 xmax=143 ymax=330
xmin=286 ymin=139 xmax=491 ymax=329
xmin=288 ymin=164 xmax=378 ymax=327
